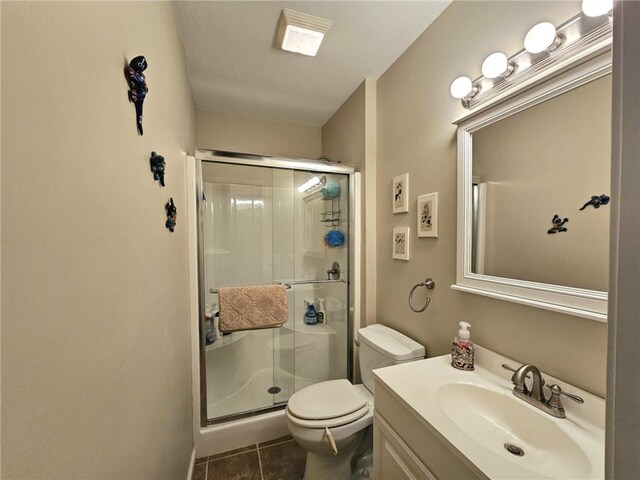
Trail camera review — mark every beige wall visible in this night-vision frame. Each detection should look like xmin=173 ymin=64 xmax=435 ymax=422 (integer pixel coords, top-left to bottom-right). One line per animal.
xmin=322 ymin=82 xmax=367 ymax=325
xmin=376 ymin=0 xmax=607 ymax=396
xmin=196 ymin=110 xmax=322 ymax=159
xmin=2 ymin=2 xmax=196 ymax=478
xmin=474 ymin=74 xmax=611 ymax=291
xmin=323 ymin=83 xmax=366 ymax=168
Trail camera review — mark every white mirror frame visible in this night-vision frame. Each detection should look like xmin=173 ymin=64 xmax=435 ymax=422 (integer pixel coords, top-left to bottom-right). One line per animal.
xmin=452 ymin=42 xmax=612 ymax=323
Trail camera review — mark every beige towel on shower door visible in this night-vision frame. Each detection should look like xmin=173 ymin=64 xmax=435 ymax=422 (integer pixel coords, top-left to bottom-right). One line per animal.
xmin=218 ymin=284 xmax=288 ymax=333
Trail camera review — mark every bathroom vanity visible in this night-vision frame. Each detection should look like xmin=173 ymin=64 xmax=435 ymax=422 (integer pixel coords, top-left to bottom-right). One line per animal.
xmin=372 ymin=346 xmax=605 ymax=480
xmin=373 ymin=389 xmax=480 ymax=479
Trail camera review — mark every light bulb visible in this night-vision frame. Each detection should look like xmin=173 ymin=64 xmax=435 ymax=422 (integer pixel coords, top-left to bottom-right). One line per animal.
xmin=524 ymin=22 xmax=560 ymax=54
xmin=450 ymin=76 xmax=474 ymax=99
xmin=298 ymin=176 xmax=321 ymax=192
xmin=481 ymin=52 xmax=514 ymax=79
xmin=582 ymin=0 xmax=613 ymax=17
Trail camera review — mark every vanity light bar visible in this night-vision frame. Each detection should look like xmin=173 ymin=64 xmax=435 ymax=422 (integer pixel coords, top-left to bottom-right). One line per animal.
xmin=451 ymin=9 xmax=612 ymax=110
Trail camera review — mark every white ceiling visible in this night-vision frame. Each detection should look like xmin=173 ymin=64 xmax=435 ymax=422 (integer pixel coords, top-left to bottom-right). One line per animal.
xmin=174 ymin=1 xmax=451 ymax=127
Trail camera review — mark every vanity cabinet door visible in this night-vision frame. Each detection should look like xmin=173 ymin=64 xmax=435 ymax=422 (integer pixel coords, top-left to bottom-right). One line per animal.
xmin=374 ymin=412 xmax=437 ymax=480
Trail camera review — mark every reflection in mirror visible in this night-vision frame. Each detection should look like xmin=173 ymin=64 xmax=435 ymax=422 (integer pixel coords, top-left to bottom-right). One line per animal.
xmin=470 ymin=74 xmax=611 ymax=292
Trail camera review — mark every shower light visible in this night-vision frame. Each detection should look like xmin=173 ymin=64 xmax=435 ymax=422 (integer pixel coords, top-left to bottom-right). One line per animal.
xmin=298 ymin=175 xmax=326 ymax=193
xmin=481 ymin=52 xmax=515 ymax=79
xmin=582 ymin=0 xmax=613 ymax=17
xmin=275 ymin=9 xmax=332 ymax=57
xmin=450 ymin=76 xmax=476 ymax=99
xmin=524 ymin=22 xmax=562 ymax=54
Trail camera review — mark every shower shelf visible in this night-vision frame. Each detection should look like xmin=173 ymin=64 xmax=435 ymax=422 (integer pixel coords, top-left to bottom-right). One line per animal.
xmin=291 ymin=322 xmax=337 ymax=335
xmin=321 ymin=210 xmax=341 ymax=227
xmin=205 ymin=331 xmax=249 ymax=351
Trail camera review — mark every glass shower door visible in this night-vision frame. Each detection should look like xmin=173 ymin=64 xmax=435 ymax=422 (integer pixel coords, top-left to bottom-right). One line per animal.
xmin=200 ymin=160 xmax=349 ymax=422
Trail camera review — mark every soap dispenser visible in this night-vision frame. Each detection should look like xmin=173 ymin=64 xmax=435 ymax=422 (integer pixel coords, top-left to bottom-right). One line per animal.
xmin=451 ymin=321 xmax=474 ymax=371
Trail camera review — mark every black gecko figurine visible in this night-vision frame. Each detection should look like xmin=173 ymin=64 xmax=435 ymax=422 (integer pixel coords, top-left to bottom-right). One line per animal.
xmin=149 ymin=151 xmax=165 ymax=187
xmin=579 ymin=194 xmax=610 ymax=211
xmin=548 ymin=214 xmax=569 ymax=234
xmin=125 ymin=55 xmax=148 ymax=135
xmin=165 ymin=198 xmax=177 ymax=232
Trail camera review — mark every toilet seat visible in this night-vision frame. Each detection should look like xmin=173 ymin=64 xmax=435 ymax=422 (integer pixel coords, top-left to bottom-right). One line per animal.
xmin=287 ymin=403 xmax=369 ymax=428
xmin=286 ymin=379 xmax=370 ymax=429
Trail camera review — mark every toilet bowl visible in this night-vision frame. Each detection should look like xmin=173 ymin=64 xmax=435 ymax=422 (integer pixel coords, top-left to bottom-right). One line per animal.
xmin=286 ymin=324 xmax=425 ymax=479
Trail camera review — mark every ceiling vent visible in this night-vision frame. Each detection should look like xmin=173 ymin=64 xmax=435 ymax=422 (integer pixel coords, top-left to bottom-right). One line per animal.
xmin=275 ymin=9 xmax=332 ymax=57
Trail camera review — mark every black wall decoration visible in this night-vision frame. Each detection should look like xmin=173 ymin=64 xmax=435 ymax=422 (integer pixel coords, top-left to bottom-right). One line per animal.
xmin=548 ymin=214 xmax=569 ymax=234
xmin=579 ymin=194 xmax=610 ymax=211
xmin=150 ymin=151 xmax=166 ymax=187
xmin=125 ymin=55 xmax=148 ymax=135
xmin=165 ymin=198 xmax=177 ymax=232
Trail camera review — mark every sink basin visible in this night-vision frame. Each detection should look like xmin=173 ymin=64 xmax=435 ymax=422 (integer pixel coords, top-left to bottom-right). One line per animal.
xmin=436 ymin=383 xmax=590 ymax=479
xmin=373 ymin=346 xmax=605 ymax=479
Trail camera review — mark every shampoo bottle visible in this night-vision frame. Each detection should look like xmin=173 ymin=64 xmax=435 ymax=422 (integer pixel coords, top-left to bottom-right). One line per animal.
xmin=451 ymin=321 xmax=474 ymax=371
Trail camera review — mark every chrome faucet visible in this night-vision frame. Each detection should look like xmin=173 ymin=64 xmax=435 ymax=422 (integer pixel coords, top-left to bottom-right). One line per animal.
xmin=502 ymin=363 xmax=584 ymax=418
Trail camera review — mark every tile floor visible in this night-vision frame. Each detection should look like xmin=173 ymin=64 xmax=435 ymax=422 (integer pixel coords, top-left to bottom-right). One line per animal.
xmin=193 ymin=435 xmax=306 ymax=480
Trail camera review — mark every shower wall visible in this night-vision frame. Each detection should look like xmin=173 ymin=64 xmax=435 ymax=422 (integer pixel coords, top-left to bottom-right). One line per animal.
xmin=201 ymin=161 xmax=350 ymax=421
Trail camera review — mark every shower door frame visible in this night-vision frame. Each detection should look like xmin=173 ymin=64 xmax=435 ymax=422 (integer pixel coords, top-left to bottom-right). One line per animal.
xmin=194 ymin=148 xmax=357 ymax=427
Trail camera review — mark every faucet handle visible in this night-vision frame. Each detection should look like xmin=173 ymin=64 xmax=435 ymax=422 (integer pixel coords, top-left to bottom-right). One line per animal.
xmin=546 ymin=384 xmax=584 ymax=405
xmin=501 ymin=363 xmax=518 ymax=374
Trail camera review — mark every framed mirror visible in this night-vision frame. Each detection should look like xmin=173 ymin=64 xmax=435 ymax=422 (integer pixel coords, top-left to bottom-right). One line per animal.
xmin=452 ymin=46 xmax=611 ymax=322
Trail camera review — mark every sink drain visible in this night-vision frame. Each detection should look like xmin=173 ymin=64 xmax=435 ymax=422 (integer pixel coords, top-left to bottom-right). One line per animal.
xmin=504 ymin=443 xmax=525 ymax=457
xmin=267 ymin=386 xmax=281 ymax=395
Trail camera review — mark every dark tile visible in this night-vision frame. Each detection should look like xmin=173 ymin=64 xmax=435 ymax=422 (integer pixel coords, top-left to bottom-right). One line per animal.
xmin=207 ymin=451 xmax=262 ymax=480
xmin=258 ymin=434 xmax=294 ymax=448
xmin=196 ymin=456 xmax=208 ymax=465
xmin=193 ymin=463 xmax=207 ymax=480
xmin=260 ymin=440 xmax=306 ymax=480
xmin=208 ymin=444 xmax=256 ymax=461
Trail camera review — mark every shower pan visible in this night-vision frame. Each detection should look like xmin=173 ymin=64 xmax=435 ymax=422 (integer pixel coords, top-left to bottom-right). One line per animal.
xmin=194 ymin=150 xmax=356 ymax=426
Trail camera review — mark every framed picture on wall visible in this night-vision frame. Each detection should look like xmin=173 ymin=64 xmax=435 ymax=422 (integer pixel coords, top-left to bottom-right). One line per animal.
xmin=417 ymin=192 xmax=438 ymax=238
xmin=392 ymin=226 xmax=410 ymax=260
xmin=392 ymin=173 xmax=409 ymax=214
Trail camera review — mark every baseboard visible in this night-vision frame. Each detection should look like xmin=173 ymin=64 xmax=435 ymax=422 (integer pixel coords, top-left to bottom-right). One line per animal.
xmin=186 ymin=446 xmax=196 ymax=480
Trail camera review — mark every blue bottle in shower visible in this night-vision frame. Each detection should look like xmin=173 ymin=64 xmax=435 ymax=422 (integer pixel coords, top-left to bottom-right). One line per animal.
xmin=304 ymin=302 xmax=318 ymax=325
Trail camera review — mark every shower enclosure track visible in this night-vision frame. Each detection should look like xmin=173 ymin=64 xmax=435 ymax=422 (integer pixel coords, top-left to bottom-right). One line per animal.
xmin=209 ymin=279 xmax=346 ymax=294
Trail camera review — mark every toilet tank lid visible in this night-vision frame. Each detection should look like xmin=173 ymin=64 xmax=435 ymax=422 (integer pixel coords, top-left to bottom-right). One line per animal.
xmin=358 ymin=324 xmax=425 ymax=361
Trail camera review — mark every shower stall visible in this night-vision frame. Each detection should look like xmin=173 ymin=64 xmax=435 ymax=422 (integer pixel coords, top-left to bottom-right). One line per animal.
xmin=194 ymin=150 xmax=356 ymax=427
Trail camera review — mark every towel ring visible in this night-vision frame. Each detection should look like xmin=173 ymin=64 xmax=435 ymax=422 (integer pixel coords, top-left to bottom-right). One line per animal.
xmin=408 ymin=278 xmax=435 ymax=312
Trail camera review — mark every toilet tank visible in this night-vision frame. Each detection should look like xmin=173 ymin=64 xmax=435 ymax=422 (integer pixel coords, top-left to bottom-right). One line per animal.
xmin=358 ymin=324 xmax=426 ymax=394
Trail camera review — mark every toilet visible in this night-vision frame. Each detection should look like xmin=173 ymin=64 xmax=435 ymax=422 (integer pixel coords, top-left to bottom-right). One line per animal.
xmin=286 ymin=324 xmax=425 ymax=479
